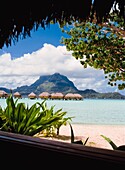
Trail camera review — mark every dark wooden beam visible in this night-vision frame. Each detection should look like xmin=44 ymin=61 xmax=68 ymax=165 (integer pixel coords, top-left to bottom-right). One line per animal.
xmin=0 ymin=130 xmax=125 ymax=169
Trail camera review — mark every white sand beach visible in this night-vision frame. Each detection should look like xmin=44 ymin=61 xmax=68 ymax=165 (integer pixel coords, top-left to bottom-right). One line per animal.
xmin=46 ymin=124 xmax=125 ymax=150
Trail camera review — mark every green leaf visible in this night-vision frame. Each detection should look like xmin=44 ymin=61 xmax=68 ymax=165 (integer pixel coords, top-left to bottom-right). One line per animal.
xmin=101 ymin=135 xmax=118 ymax=150
xmin=69 ymin=123 xmax=75 ymax=143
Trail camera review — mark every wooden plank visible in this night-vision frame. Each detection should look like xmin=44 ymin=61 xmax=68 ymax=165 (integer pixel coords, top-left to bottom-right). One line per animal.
xmin=0 ymin=130 xmax=125 ymax=169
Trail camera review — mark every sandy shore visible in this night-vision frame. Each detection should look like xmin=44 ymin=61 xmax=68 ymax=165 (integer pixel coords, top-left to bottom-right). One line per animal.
xmin=42 ymin=124 xmax=125 ymax=150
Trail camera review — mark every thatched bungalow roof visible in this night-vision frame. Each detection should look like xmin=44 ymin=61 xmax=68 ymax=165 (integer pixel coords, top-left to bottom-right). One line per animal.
xmin=64 ymin=93 xmax=83 ymax=100
xmin=50 ymin=92 xmax=64 ymax=99
xmin=0 ymin=90 xmax=8 ymax=98
xmin=39 ymin=92 xmax=51 ymax=99
xmin=0 ymin=0 xmax=124 ymax=49
xmin=73 ymin=93 xmax=83 ymax=100
xmin=13 ymin=92 xmax=22 ymax=98
xmin=28 ymin=92 xmax=37 ymax=99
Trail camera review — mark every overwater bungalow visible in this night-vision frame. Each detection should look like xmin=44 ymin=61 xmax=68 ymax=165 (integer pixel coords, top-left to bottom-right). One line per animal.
xmin=28 ymin=92 xmax=37 ymax=99
xmin=0 ymin=90 xmax=8 ymax=98
xmin=64 ymin=93 xmax=83 ymax=100
xmin=13 ymin=92 xmax=22 ymax=99
xmin=73 ymin=93 xmax=83 ymax=100
xmin=39 ymin=92 xmax=51 ymax=99
xmin=50 ymin=92 xmax=64 ymax=100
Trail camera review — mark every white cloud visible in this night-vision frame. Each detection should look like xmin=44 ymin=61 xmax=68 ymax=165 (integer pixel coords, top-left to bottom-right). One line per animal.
xmin=0 ymin=43 xmax=124 ymax=95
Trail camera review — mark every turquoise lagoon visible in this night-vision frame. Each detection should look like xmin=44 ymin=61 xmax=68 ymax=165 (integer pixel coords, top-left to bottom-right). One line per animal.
xmin=0 ymin=98 xmax=125 ymax=125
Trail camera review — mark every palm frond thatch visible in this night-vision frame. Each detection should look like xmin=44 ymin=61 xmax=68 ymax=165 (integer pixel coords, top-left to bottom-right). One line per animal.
xmin=0 ymin=0 xmax=124 ymax=49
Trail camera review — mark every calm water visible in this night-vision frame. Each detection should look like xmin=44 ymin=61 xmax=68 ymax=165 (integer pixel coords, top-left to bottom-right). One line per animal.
xmin=0 ymin=98 xmax=125 ymax=125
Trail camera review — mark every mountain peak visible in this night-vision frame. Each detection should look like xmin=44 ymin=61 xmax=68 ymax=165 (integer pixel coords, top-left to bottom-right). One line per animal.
xmin=14 ymin=73 xmax=79 ymax=95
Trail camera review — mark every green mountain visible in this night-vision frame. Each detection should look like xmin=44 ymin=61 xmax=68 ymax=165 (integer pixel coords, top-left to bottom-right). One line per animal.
xmin=1 ymin=72 xmax=125 ymax=99
xmin=13 ymin=73 xmax=79 ymax=96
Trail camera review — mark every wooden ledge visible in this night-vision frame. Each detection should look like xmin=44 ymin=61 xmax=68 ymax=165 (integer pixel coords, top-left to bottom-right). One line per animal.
xmin=0 ymin=130 xmax=125 ymax=169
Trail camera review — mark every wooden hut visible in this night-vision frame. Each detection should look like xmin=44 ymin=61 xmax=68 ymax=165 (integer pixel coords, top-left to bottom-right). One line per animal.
xmin=0 ymin=90 xmax=8 ymax=98
xmin=13 ymin=92 xmax=22 ymax=99
xmin=50 ymin=92 xmax=64 ymax=100
xmin=73 ymin=93 xmax=83 ymax=100
xmin=64 ymin=93 xmax=75 ymax=100
xmin=39 ymin=92 xmax=51 ymax=99
xmin=64 ymin=93 xmax=83 ymax=100
xmin=28 ymin=92 xmax=37 ymax=99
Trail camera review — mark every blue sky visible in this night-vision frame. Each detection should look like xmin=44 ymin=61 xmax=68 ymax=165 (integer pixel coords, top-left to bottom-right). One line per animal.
xmin=0 ymin=4 xmax=124 ymax=95
xmin=0 ymin=24 xmax=66 ymax=59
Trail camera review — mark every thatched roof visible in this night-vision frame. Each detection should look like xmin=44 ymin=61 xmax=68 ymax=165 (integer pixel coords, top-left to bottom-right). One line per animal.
xmin=64 ymin=93 xmax=83 ymax=100
xmin=50 ymin=92 xmax=64 ymax=99
xmin=39 ymin=92 xmax=51 ymax=99
xmin=0 ymin=90 xmax=8 ymax=98
xmin=0 ymin=0 xmax=124 ymax=49
xmin=28 ymin=92 xmax=37 ymax=99
xmin=13 ymin=92 xmax=22 ymax=98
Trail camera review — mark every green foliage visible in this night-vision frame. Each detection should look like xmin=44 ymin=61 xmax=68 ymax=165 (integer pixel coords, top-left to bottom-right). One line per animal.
xmin=61 ymin=15 xmax=125 ymax=90
xmin=101 ymin=134 xmax=125 ymax=151
xmin=39 ymin=102 xmax=73 ymax=137
xmin=0 ymin=95 xmax=72 ymax=136
xmin=69 ymin=123 xmax=89 ymax=145
xmin=101 ymin=135 xmax=118 ymax=150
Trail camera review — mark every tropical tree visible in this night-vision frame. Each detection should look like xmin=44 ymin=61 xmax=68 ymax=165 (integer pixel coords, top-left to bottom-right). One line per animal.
xmin=61 ymin=4 xmax=125 ymax=90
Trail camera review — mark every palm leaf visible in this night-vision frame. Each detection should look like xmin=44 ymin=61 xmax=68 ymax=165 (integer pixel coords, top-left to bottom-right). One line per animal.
xmin=101 ymin=134 xmax=118 ymax=150
xmin=83 ymin=137 xmax=89 ymax=145
xmin=69 ymin=123 xmax=75 ymax=143
xmin=24 ymin=116 xmax=62 ymax=136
